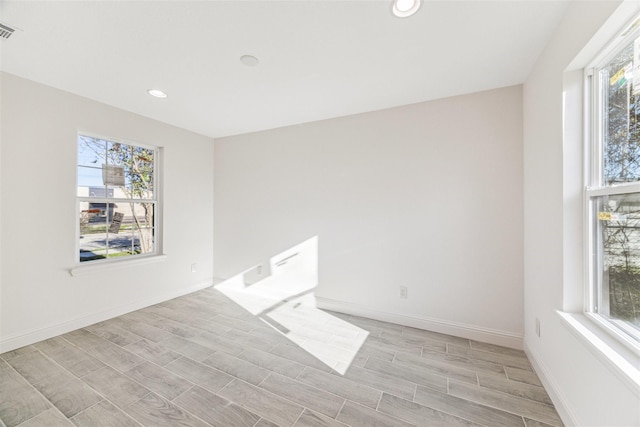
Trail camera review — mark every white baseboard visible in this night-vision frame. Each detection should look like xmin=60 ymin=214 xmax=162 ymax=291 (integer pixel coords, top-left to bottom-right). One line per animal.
xmin=0 ymin=279 xmax=214 ymax=353
xmin=315 ymin=296 xmax=523 ymax=350
xmin=525 ymin=342 xmax=579 ymax=427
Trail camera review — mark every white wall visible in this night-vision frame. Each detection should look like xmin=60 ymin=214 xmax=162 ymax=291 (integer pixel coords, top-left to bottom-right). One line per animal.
xmin=523 ymin=1 xmax=639 ymax=426
xmin=0 ymin=72 xmax=214 ymax=352
xmin=214 ymin=86 xmax=524 ymax=348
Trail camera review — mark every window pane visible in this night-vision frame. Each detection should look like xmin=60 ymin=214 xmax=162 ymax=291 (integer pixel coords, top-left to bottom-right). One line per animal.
xmin=129 ymin=202 xmax=155 ymax=254
xmin=108 ymin=233 xmax=136 ymax=258
xmin=594 ymin=193 xmax=640 ymax=330
xmin=78 ymin=136 xmax=106 ymax=168
xmin=601 ymin=36 xmax=640 ymax=185
xmin=126 ymin=147 xmax=154 ymax=199
xmin=77 ymin=166 xmax=104 ymax=191
xmin=79 ymin=203 xmax=108 ymax=262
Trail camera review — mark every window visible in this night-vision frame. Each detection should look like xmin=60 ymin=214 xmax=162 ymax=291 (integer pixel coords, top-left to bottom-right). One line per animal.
xmin=77 ymin=135 xmax=158 ymax=263
xmin=586 ymin=23 xmax=640 ymax=347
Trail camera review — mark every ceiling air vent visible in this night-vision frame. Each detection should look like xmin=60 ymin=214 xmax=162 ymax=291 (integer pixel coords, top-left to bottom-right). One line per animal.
xmin=0 ymin=23 xmax=16 ymax=40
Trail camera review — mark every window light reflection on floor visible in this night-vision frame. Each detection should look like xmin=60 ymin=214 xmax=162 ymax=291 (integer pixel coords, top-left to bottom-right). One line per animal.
xmin=214 ymin=236 xmax=368 ymax=374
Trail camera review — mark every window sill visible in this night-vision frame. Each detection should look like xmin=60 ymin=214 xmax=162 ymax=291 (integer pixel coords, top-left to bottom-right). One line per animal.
xmin=557 ymin=311 xmax=640 ymax=396
xmin=69 ymin=254 xmax=167 ymax=277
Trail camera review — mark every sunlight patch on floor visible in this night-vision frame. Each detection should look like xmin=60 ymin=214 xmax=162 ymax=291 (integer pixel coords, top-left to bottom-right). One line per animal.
xmin=215 ymin=237 xmax=368 ymax=374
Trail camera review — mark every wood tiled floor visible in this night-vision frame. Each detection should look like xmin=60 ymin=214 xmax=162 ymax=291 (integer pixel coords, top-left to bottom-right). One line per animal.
xmin=0 ymin=286 xmax=563 ymax=427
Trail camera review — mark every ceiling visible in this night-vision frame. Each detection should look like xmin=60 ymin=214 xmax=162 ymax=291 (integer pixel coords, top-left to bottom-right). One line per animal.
xmin=0 ymin=0 xmax=570 ymax=138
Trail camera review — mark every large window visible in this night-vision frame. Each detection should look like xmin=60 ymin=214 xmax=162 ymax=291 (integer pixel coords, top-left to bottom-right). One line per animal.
xmin=586 ymin=25 xmax=640 ymax=346
xmin=77 ymin=135 xmax=158 ymax=263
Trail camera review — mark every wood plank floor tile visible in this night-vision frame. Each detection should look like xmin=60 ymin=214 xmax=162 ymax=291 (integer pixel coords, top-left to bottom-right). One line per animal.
xmin=377 ymin=392 xmax=484 ymax=427
xmin=447 ymin=344 xmax=533 ymax=371
xmin=347 ymin=315 xmax=404 ymax=334
xmin=469 ymin=341 xmax=527 ymax=358
xmin=296 ymin=367 xmax=381 ymax=409
xmin=294 ymin=338 xmax=364 ymax=371
xmin=157 ymin=336 xmax=216 ymax=362
xmin=5 ymin=351 xmax=65 ymax=384
xmin=0 ymin=360 xmax=51 ymax=427
xmin=124 ymin=362 xmax=192 ymax=401
xmin=87 ymin=323 xmax=144 ymax=347
xmin=339 ymin=362 xmax=418 ymax=399
xmin=32 ymin=372 xmax=103 ymax=418
xmin=294 ymin=409 xmax=350 ymax=427
xmin=172 ymin=385 xmax=261 ymax=427
xmin=146 ymin=315 xmax=200 ymax=338
xmin=0 ymin=346 xmax=38 ymax=362
xmin=364 ymin=356 xmax=447 ymax=394
xmin=419 ymin=347 xmax=508 ymax=375
xmin=109 ymin=318 xmax=176 ymax=343
xmin=187 ymin=330 xmax=246 ymax=356
xmin=123 ymin=392 xmax=209 ymax=427
xmin=14 ymin=408 xmax=73 ymax=427
xmin=201 ymin=352 xmax=270 ymax=385
xmin=393 ymin=351 xmax=480 ymax=384
xmin=63 ymin=330 xmax=145 ymax=373
xmin=187 ymin=318 xmax=234 ymax=335
xmin=125 ymin=339 xmax=182 ymax=367
xmin=269 ymin=343 xmax=333 ymax=373
xmin=260 ymin=373 xmax=346 ymax=418
xmin=71 ymin=401 xmax=141 ymax=427
xmin=208 ymin=313 xmax=262 ymax=333
xmin=335 ymin=400 xmax=415 ymax=427
xmin=225 ymin=328 xmax=277 ymax=352
xmin=505 ymin=366 xmax=544 ymax=387
xmin=250 ymin=326 xmax=301 ymax=348
xmin=402 ymin=326 xmax=471 ymax=347
xmin=477 ymin=372 xmax=553 ymax=405
xmin=236 ymin=347 xmax=307 ymax=379
xmin=524 ymin=418 xmax=559 ymax=427
xmin=32 ymin=337 xmax=68 ymax=353
xmin=37 ymin=343 xmax=105 ymax=378
xmin=255 ymin=419 xmax=281 ymax=427
xmin=376 ymin=331 xmax=448 ymax=353
xmin=355 ymin=342 xmax=397 ymax=362
xmin=448 ymin=379 xmax=563 ymax=426
xmin=164 ymin=357 xmax=234 ymax=393
xmin=82 ymin=366 xmax=151 ymax=408
xmin=217 ymin=379 xmax=305 ymax=427
xmin=140 ymin=305 xmax=198 ymax=326
xmin=414 ymin=385 xmax=526 ymax=427
xmin=362 ymin=335 xmax=422 ymax=356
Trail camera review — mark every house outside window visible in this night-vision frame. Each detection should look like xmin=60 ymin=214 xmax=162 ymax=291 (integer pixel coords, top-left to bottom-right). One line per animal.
xmin=586 ymin=22 xmax=640 ymax=348
xmin=77 ymin=134 xmax=159 ymax=263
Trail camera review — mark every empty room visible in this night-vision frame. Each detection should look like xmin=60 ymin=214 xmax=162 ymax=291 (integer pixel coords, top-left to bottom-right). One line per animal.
xmin=0 ymin=0 xmax=638 ymax=426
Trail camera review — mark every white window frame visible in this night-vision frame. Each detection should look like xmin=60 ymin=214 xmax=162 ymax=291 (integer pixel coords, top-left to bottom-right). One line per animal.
xmin=584 ymin=19 xmax=640 ymax=354
xmin=75 ymin=132 xmax=162 ymax=266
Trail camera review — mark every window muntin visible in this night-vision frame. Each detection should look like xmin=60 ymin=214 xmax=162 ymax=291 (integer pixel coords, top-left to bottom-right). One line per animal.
xmin=587 ymin=29 xmax=640 ymax=345
xmin=77 ymin=135 xmax=158 ymax=263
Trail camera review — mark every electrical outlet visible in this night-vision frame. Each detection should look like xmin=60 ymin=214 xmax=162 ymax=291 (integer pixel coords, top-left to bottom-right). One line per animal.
xmin=191 ymin=263 xmax=197 ymax=273
xmin=535 ymin=317 xmax=541 ymax=337
xmin=257 ymin=265 xmax=263 ymax=275
xmin=399 ymin=286 xmax=408 ymax=299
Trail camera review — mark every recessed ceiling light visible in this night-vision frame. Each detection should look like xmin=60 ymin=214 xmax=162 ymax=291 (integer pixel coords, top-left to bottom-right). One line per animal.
xmin=147 ymin=89 xmax=167 ymax=98
xmin=240 ymin=55 xmax=259 ymax=67
xmin=392 ymin=0 xmax=421 ymax=18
